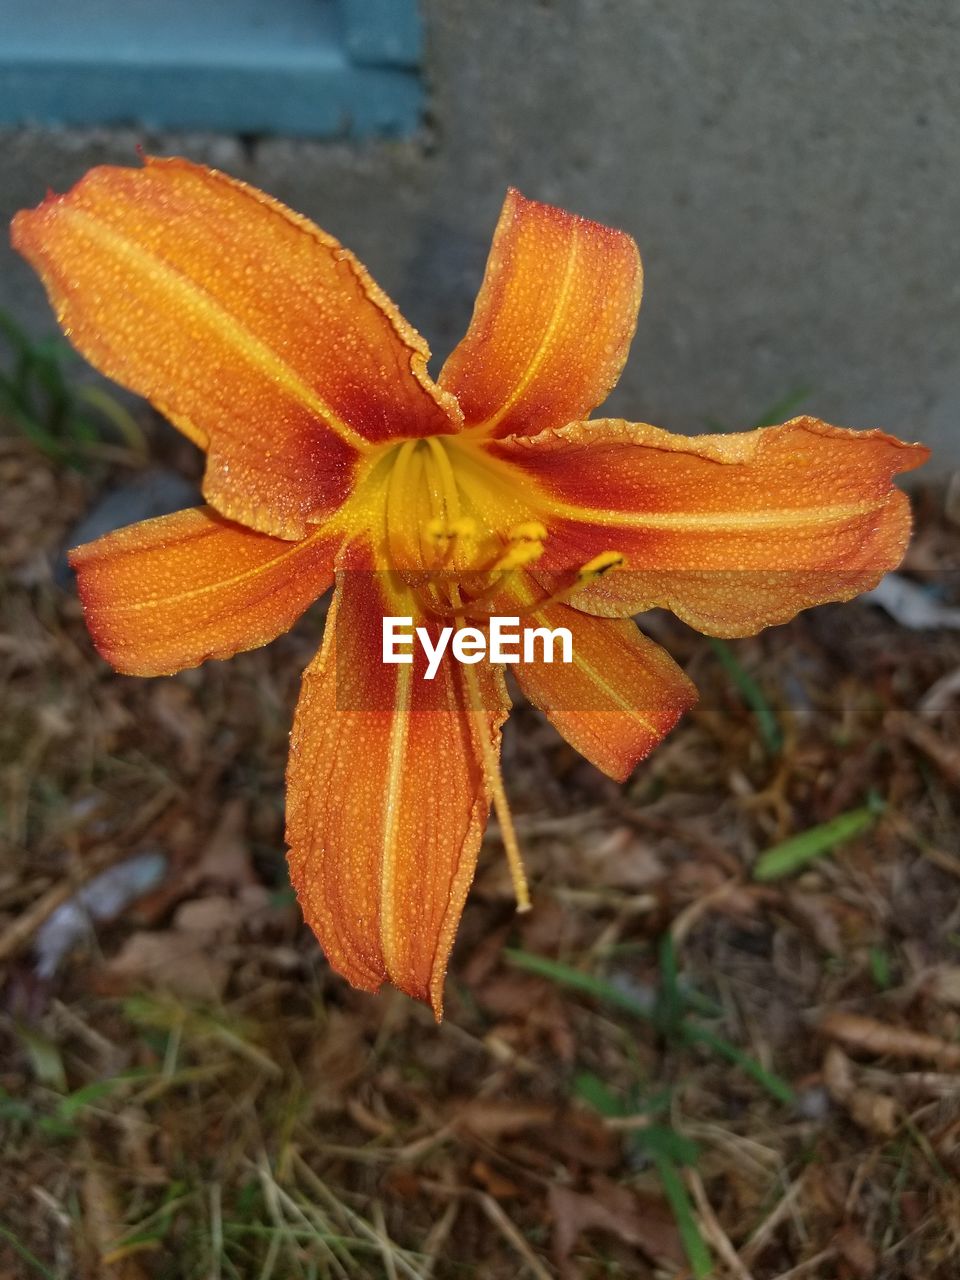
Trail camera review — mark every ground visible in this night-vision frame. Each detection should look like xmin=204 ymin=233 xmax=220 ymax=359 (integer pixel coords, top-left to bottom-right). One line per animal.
xmin=1 ymin=408 xmax=960 ymax=1280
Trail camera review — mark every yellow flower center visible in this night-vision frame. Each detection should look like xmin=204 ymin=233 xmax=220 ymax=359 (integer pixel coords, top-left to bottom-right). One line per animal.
xmin=370 ymin=434 xmax=622 ymax=622
xmin=327 ymin=433 xmax=622 ymax=917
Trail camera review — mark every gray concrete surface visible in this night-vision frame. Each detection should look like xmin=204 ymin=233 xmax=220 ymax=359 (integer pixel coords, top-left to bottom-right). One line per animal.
xmin=2 ymin=0 xmax=957 ymax=473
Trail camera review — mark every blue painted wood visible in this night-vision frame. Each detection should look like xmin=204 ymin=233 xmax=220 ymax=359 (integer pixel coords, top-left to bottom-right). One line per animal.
xmin=338 ymin=0 xmax=422 ymax=68
xmin=0 ymin=0 xmax=423 ymax=136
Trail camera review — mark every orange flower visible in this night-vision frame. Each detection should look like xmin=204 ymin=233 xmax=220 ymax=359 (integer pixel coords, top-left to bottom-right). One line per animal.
xmin=13 ymin=158 xmax=927 ymax=1015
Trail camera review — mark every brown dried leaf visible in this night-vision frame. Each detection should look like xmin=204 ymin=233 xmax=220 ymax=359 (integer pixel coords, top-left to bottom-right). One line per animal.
xmin=187 ymin=798 xmax=256 ymax=890
xmin=550 ymin=1178 xmax=685 ymax=1278
xmin=471 ymin=1158 xmax=522 ymax=1199
xmin=457 ymin=1099 xmax=556 ymax=1139
xmin=834 ymin=1222 xmax=878 ymax=1279
xmin=785 ymin=891 xmax=844 ymax=954
xmin=924 ymin=966 xmax=960 ymax=1009
xmin=558 ymin=826 xmax=666 ymax=892
xmin=823 ymin=1044 xmax=897 ymax=1136
xmin=886 ymin=710 xmax=960 ymax=787
xmin=149 ymin=682 xmax=208 ymax=774
xmin=819 ymin=1011 xmax=960 ymax=1068
xmin=173 ymin=894 xmax=247 ymax=934
xmin=306 ymin=1010 xmax=368 ymax=1113
xmin=103 ymin=930 xmax=230 ymax=1001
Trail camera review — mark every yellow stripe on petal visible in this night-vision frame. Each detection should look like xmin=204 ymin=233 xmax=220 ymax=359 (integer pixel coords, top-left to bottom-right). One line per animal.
xmin=440 ymin=189 xmax=642 ymax=439
xmin=285 ymin=552 xmax=510 ymax=1017
xmin=506 ymin=581 xmax=697 ymax=781
xmin=69 ymin=507 xmax=338 ymax=676
xmin=492 ymin=416 xmax=929 ymax=636
xmin=13 ymin=157 xmax=460 ymax=540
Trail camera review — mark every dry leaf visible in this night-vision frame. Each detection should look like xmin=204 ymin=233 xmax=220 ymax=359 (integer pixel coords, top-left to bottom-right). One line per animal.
xmin=104 ymin=930 xmax=230 ymax=1001
xmin=834 ymin=1222 xmax=878 ymax=1279
xmin=819 ymin=1011 xmax=960 ymax=1068
xmin=550 ymin=1178 xmax=685 ymax=1278
xmin=471 ymin=1158 xmax=522 ymax=1199
xmin=457 ymin=1098 xmax=556 ymax=1139
xmin=305 ymin=1010 xmax=368 ymax=1113
xmin=149 ymin=683 xmax=207 ymax=774
xmin=187 ymin=798 xmax=256 ymax=890
xmin=558 ymin=826 xmax=665 ymax=892
xmin=885 ymin=710 xmax=960 ymax=787
xmin=924 ymin=966 xmax=960 ymax=1009
xmin=823 ymin=1045 xmax=898 ymax=1137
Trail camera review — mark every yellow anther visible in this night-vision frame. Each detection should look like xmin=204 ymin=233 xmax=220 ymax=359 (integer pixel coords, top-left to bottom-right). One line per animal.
xmin=449 ymin=516 xmax=477 ymax=539
xmin=494 ymin=540 xmax=545 ymax=572
xmin=577 ymin=550 xmax=624 ymax=580
xmin=508 ymin=521 xmax=548 ymax=543
xmin=426 ymin=516 xmax=449 ymax=543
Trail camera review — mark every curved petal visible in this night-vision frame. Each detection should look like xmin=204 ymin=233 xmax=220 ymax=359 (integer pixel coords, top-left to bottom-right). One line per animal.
xmin=13 ymin=157 xmax=460 ymax=540
xmin=511 ymin=594 xmax=697 ymax=782
xmin=492 ymin=416 xmax=929 ymax=636
xmin=286 ymin=554 xmax=510 ymax=1017
xmin=439 ymin=189 xmax=641 ymax=439
xmin=69 ymin=506 xmax=338 ymax=676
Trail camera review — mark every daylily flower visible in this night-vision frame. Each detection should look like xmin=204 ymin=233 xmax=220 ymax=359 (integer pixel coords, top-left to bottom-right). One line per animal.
xmin=13 ymin=158 xmax=927 ymax=1016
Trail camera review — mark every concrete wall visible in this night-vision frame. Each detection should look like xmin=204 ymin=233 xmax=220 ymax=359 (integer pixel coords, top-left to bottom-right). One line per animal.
xmin=2 ymin=0 xmax=957 ymax=472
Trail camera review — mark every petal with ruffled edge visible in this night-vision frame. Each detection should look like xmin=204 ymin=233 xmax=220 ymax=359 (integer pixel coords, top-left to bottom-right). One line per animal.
xmin=439 ymin=189 xmax=642 ymax=439
xmin=13 ymin=157 xmax=459 ymax=540
xmin=286 ymin=550 xmax=510 ymax=1017
xmin=69 ymin=507 xmax=338 ymax=676
xmin=509 ymin=592 xmax=697 ymax=781
xmin=491 ymin=417 xmax=929 ymax=636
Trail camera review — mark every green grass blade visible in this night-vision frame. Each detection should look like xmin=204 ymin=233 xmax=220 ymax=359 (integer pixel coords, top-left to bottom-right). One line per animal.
xmin=504 ymin=949 xmax=655 ymax=1020
xmin=680 ymin=1023 xmax=795 ymax=1104
xmin=77 ymin=385 xmax=149 ymax=457
xmin=505 ymin=949 xmax=794 ymax=1104
xmin=654 ymin=933 xmax=683 ymax=1034
xmin=572 ymin=1072 xmax=625 ymax=1117
xmin=0 ymin=309 xmax=32 ymax=360
xmin=750 ymin=386 xmax=813 ymax=428
xmin=707 ymin=637 xmax=782 ymax=754
xmin=649 ymin=1151 xmax=713 ymax=1278
xmin=704 ymin=386 xmax=812 ymax=434
xmin=0 ymin=1224 xmax=57 ymax=1279
xmin=752 ymin=800 xmax=883 ymax=882
xmin=638 ymin=1124 xmax=700 ymax=1166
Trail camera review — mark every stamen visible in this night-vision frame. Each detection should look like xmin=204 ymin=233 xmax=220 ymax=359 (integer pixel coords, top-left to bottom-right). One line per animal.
xmin=384 ymin=439 xmax=421 ymax=569
xmin=491 ymin=540 xmax=545 ymax=573
xmin=425 ymin=435 xmax=463 ymax=524
xmin=505 ymin=549 xmax=625 ymax=615
xmin=578 ymin=550 xmax=625 ymax=579
xmin=458 ymin=615 xmax=531 ymax=914
xmin=508 ymin=521 xmax=548 ymax=543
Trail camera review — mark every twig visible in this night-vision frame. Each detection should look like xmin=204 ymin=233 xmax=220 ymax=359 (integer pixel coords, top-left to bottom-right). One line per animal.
xmin=372 ymin=1202 xmax=399 ymax=1280
xmin=477 ymin=1193 xmax=554 ymax=1280
xmin=740 ymin=1173 xmax=807 ymax=1266
xmin=420 ymin=1200 xmax=459 ymax=1280
xmin=686 ymin=1167 xmax=755 ymax=1280
xmin=772 ymin=1247 xmax=837 ymax=1279
xmin=292 ymin=1154 xmax=427 ymax=1280
xmin=0 ymin=784 xmax=177 ymax=962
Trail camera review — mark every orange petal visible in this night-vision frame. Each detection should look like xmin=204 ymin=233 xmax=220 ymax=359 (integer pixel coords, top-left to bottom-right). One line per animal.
xmin=439 ymin=189 xmax=641 ymax=438
xmin=511 ymin=596 xmax=697 ymax=782
xmin=286 ymin=557 xmax=510 ymax=1017
xmin=13 ymin=157 xmax=459 ymax=539
xmin=69 ymin=506 xmax=337 ymax=676
xmin=492 ymin=416 xmax=929 ymax=636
